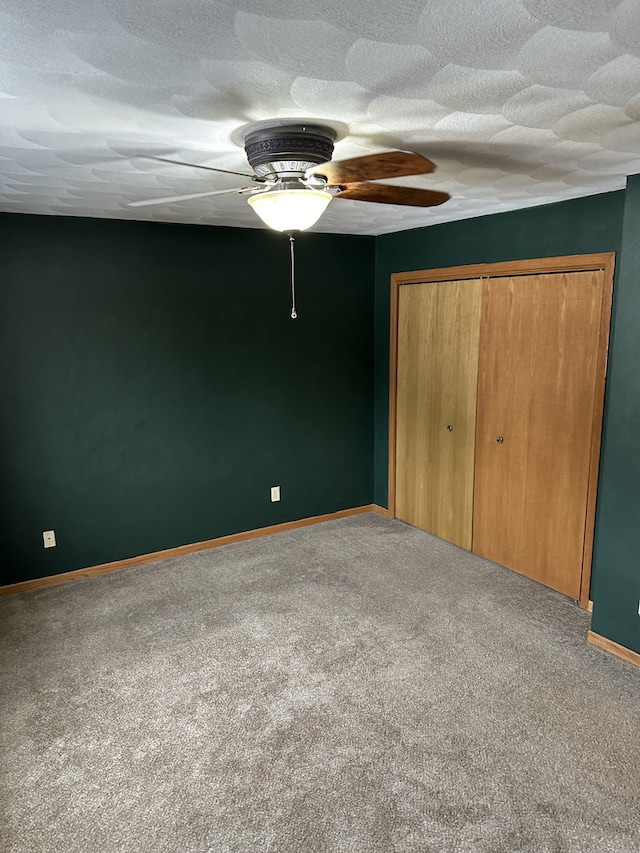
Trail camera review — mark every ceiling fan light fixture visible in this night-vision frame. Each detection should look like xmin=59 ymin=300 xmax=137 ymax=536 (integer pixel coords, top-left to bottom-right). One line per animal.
xmin=248 ymin=188 xmax=332 ymax=232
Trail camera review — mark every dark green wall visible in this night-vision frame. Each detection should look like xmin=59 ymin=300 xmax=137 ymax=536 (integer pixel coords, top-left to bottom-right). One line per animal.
xmin=591 ymin=174 xmax=640 ymax=654
xmin=374 ymin=191 xmax=625 ymax=505
xmin=0 ymin=214 xmax=374 ymax=584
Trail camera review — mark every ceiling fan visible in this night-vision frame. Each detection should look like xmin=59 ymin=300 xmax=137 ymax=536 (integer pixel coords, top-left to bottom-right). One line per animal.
xmin=129 ymin=121 xmax=450 ymax=232
xmin=129 ymin=122 xmax=450 ymax=319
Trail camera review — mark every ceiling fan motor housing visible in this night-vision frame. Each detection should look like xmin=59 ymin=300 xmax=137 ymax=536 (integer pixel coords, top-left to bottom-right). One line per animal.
xmin=243 ymin=124 xmax=336 ymax=179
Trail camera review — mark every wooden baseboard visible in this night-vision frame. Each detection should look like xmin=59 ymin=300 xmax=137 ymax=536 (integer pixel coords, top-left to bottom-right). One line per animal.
xmin=371 ymin=504 xmax=391 ymax=517
xmin=1 ymin=504 xmax=390 ymax=596
xmin=587 ymin=630 xmax=640 ymax=668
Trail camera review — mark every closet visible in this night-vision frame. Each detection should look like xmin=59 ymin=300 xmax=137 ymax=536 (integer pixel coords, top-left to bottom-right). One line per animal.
xmin=390 ymin=255 xmax=614 ymax=605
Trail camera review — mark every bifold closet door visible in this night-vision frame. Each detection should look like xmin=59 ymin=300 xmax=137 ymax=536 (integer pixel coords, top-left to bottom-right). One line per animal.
xmin=395 ymin=279 xmax=482 ymax=549
xmin=472 ymin=271 xmax=604 ymax=599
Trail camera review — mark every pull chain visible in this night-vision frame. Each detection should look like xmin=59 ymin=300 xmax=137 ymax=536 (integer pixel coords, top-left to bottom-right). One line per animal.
xmin=289 ymin=233 xmax=297 ymax=319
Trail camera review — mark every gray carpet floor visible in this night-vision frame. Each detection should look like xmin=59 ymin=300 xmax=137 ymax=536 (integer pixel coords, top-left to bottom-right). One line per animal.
xmin=1 ymin=513 xmax=638 ymax=853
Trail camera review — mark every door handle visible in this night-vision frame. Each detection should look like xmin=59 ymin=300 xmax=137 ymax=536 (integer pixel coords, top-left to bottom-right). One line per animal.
xmin=447 ymin=425 xmax=453 ymax=432
xmin=496 ymin=436 xmax=504 ymax=443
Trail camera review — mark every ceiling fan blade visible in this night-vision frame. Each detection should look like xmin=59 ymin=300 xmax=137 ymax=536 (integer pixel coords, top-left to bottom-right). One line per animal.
xmin=309 ymin=151 xmax=435 ymax=185
xmin=334 ymin=182 xmax=450 ymax=207
xmin=128 ymin=187 xmax=253 ymax=207
xmin=138 ymin=155 xmax=263 ymax=182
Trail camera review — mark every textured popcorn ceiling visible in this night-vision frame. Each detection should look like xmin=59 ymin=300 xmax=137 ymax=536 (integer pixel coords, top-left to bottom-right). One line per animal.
xmin=1 ymin=0 xmax=639 ymax=235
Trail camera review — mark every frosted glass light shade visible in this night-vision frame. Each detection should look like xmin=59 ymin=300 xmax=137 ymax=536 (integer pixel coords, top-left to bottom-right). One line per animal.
xmin=248 ymin=188 xmax=332 ymax=232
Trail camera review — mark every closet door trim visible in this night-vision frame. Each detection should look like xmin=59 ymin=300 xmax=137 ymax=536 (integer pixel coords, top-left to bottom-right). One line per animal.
xmin=388 ymin=253 xmax=615 ymax=608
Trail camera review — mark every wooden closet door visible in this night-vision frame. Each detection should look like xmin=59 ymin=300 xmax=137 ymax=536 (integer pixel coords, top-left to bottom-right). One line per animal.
xmin=396 ymin=279 xmax=482 ymax=548
xmin=473 ymin=271 xmax=604 ymax=598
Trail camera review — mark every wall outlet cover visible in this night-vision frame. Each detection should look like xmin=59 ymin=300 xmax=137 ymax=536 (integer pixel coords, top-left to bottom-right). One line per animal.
xmin=43 ymin=530 xmax=56 ymax=548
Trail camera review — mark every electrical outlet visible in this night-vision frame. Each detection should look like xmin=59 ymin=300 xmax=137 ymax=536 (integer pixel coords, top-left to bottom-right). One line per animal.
xmin=43 ymin=530 xmax=56 ymax=549
xmin=270 ymin=485 xmax=281 ymax=502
